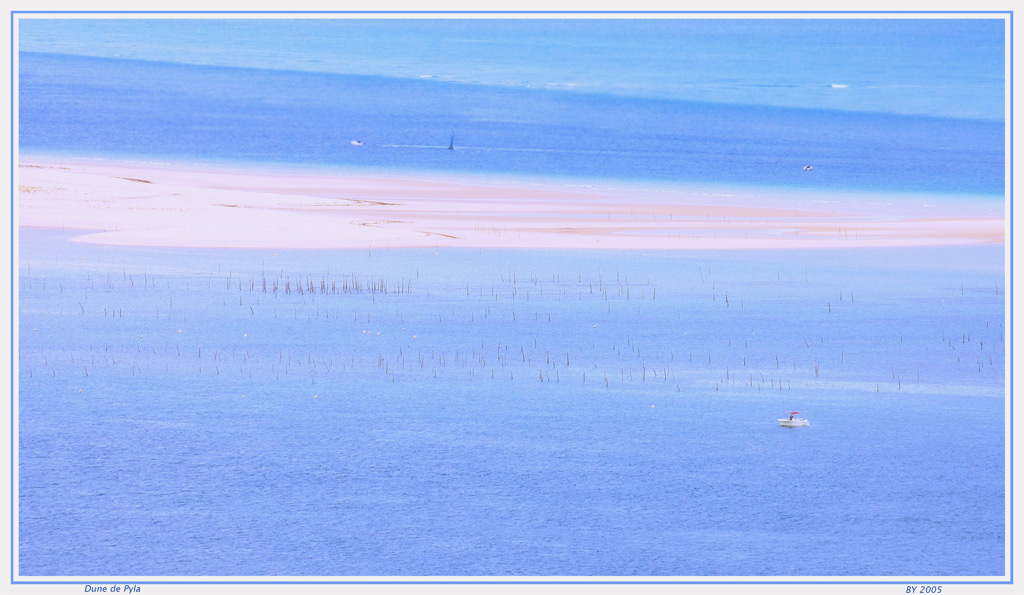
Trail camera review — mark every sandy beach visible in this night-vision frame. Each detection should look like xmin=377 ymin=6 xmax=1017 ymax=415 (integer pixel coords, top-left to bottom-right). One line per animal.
xmin=17 ymin=157 xmax=1004 ymax=250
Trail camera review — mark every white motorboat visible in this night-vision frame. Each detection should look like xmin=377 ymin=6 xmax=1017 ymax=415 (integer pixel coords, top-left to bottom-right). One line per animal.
xmin=779 ymin=411 xmax=809 ymax=427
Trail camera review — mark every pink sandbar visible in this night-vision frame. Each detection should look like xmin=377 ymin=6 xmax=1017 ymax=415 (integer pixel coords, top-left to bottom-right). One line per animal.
xmin=17 ymin=158 xmax=1005 ymax=250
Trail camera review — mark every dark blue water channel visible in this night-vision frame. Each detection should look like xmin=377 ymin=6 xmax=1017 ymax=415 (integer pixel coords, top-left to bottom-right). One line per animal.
xmin=19 ymin=52 xmax=1004 ymax=197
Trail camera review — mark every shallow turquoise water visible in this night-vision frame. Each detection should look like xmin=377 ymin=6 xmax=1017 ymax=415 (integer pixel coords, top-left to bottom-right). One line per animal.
xmin=18 ymin=18 xmax=1005 ymax=120
xmin=18 ymin=230 xmax=1005 ymax=576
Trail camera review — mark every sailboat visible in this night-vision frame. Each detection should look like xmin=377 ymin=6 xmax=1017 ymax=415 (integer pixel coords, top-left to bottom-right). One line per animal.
xmin=448 ymin=132 xmax=454 ymax=150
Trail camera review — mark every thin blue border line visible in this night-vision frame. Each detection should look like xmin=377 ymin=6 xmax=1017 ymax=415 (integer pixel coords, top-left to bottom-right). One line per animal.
xmin=7 ymin=579 xmax=1017 ymax=585
xmin=8 ymin=7 xmax=12 ymax=589
xmin=1009 ymin=9 xmax=1015 ymax=587
xmin=8 ymin=10 xmax=1014 ymax=586
xmin=7 ymin=9 xmax=1017 ymax=14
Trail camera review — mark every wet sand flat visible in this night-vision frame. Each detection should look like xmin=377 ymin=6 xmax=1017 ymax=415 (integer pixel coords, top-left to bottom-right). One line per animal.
xmin=18 ymin=158 xmax=1005 ymax=250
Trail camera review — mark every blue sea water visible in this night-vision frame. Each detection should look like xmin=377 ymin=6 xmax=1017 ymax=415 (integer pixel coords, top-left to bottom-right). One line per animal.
xmin=15 ymin=18 xmax=1009 ymax=579
xmin=18 ymin=230 xmax=1005 ymax=576
xmin=17 ymin=18 xmax=1005 ymax=120
xmin=17 ymin=18 xmax=1006 ymax=196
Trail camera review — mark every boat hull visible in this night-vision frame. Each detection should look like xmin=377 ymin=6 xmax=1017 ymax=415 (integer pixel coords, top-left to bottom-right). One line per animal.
xmin=778 ymin=418 xmax=810 ymax=427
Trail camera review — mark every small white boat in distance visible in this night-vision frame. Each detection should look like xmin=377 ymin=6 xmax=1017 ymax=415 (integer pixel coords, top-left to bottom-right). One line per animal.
xmin=779 ymin=411 xmax=809 ymax=427
xmin=350 ymin=140 xmax=365 ymax=146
